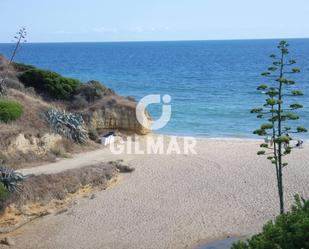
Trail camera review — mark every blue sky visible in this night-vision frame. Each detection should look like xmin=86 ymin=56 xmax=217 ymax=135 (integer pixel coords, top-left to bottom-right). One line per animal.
xmin=1 ymin=0 xmax=309 ymax=42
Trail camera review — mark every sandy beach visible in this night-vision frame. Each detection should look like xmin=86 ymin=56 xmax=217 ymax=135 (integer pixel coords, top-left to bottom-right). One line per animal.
xmin=3 ymin=136 xmax=309 ymax=249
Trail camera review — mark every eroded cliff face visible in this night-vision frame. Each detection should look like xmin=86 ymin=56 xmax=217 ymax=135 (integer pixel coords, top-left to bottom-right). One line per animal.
xmin=82 ymin=95 xmax=152 ymax=135
xmin=7 ymin=133 xmax=62 ymax=155
xmin=0 ymin=56 xmax=152 ymax=167
xmin=0 ymin=132 xmax=65 ymax=169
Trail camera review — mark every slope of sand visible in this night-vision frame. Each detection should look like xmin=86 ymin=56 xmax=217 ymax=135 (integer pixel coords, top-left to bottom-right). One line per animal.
xmin=4 ymin=136 xmax=309 ymax=249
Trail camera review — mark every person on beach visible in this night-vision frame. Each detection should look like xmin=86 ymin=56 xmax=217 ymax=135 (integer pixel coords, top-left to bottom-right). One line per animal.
xmin=296 ymin=140 xmax=304 ymax=149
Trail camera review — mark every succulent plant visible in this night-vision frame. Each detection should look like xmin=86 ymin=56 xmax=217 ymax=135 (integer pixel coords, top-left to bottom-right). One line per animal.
xmin=0 ymin=166 xmax=24 ymax=192
xmin=45 ymin=109 xmax=88 ymax=144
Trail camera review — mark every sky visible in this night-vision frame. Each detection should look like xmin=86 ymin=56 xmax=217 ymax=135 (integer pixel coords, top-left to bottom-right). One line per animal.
xmin=1 ymin=0 xmax=309 ymax=43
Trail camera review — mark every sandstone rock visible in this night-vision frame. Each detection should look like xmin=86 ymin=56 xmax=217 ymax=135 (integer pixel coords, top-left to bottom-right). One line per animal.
xmin=110 ymin=160 xmax=135 ymax=173
xmin=7 ymin=133 xmax=62 ymax=155
xmin=82 ymin=96 xmax=151 ymax=135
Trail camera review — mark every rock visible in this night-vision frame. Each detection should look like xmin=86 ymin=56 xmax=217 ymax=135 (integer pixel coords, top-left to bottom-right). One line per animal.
xmin=1 ymin=237 xmax=15 ymax=246
xmin=81 ymin=95 xmax=152 ymax=135
xmin=90 ymin=194 xmax=96 ymax=199
xmin=7 ymin=133 xmax=62 ymax=155
xmin=110 ymin=160 xmax=135 ymax=173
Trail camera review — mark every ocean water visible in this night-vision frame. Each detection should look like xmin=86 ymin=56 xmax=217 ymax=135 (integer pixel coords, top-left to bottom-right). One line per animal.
xmin=0 ymin=39 xmax=308 ymax=138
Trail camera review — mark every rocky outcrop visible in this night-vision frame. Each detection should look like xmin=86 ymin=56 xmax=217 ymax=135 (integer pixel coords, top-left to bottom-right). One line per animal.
xmin=0 ymin=133 xmax=64 ymax=168
xmin=82 ymin=95 xmax=151 ymax=135
xmin=7 ymin=133 xmax=62 ymax=155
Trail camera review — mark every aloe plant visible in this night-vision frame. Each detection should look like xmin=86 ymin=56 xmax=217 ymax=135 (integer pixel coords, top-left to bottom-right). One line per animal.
xmin=45 ymin=109 xmax=88 ymax=144
xmin=0 ymin=166 xmax=24 ymax=192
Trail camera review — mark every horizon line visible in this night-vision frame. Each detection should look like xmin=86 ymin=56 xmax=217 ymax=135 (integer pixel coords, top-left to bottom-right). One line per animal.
xmin=0 ymin=37 xmax=309 ymax=44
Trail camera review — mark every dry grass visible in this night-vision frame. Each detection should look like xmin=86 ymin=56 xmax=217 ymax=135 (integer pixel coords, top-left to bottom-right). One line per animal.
xmin=0 ymin=89 xmax=99 ymax=167
xmin=13 ymin=162 xmax=117 ymax=207
xmin=0 ymin=162 xmax=119 ymax=233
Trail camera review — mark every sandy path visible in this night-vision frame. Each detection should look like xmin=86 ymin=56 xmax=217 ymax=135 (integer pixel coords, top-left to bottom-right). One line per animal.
xmin=18 ymin=148 xmax=134 ymax=176
xmin=5 ymin=137 xmax=309 ymax=249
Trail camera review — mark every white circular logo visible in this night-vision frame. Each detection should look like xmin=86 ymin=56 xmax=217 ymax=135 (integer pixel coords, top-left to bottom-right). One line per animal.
xmin=136 ymin=94 xmax=172 ymax=130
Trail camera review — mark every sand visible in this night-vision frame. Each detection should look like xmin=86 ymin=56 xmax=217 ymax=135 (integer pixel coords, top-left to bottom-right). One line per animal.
xmin=4 ymin=136 xmax=309 ymax=249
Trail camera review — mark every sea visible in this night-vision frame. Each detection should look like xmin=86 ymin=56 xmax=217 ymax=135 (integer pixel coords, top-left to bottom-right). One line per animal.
xmin=0 ymin=39 xmax=308 ymax=138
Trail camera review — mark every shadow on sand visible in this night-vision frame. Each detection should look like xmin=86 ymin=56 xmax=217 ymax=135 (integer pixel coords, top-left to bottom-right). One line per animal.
xmin=195 ymin=237 xmax=239 ymax=249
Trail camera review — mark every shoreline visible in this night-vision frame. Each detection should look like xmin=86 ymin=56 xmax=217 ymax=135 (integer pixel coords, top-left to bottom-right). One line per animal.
xmin=153 ymin=132 xmax=309 ymax=142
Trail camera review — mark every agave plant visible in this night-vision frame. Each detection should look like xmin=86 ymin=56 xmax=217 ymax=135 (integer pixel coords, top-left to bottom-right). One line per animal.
xmin=0 ymin=166 xmax=24 ymax=192
xmin=45 ymin=109 xmax=88 ymax=144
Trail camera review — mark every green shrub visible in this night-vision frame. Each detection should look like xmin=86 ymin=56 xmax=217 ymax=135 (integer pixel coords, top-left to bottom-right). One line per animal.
xmin=88 ymin=128 xmax=99 ymax=142
xmin=71 ymin=80 xmax=114 ymax=108
xmin=0 ymin=183 xmax=9 ymax=211
xmin=12 ymin=62 xmax=36 ymax=72
xmin=18 ymin=68 xmax=81 ymax=100
xmin=232 ymin=196 xmax=309 ymax=249
xmin=0 ymin=99 xmax=23 ymax=122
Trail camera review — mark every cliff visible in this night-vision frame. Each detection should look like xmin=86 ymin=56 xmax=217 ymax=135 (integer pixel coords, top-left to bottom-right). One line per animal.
xmin=0 ymin=55 xmax=151 ymax=167
xmin=81 ymin=95 xmax=151 ymax=135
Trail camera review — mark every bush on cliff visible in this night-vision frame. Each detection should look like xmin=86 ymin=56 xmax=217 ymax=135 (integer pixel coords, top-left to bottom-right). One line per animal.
xmin=70 ymin=80 xmax=114 ymax=109
xmin=0 ymin=99 xmax=23 ymax=122
xmin=88 ymin=128 xmax=99 ymax=142
xmin=12 ymin=62 xmax=36 ymax=72
xmin=18 ymin=68 xmax=81 ymax=100
xmin=232 ymin=196 xmax=309 ymax=249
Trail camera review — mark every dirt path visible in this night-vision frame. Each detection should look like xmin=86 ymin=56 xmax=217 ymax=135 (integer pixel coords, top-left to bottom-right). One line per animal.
xmin=18 ymin=148 xmax=134 ymax=176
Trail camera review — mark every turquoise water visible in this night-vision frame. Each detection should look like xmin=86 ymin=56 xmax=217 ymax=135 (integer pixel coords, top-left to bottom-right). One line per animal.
xmin=0 ymin=39 xmax=308 ymax=138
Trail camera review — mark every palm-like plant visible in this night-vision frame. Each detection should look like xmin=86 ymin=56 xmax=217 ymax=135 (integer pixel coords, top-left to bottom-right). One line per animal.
xmin=251 ymin=40 xmax=307 ymax=214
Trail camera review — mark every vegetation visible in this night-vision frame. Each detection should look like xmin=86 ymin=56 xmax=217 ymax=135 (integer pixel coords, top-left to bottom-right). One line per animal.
xmin=70 ymin=80 xmax=114 ymax=109
xmin=232 ymin=196 xmax=309 ymax=249
xmin=0 ymin=27 xmax=27 ymax=95
xmin=12 ymin=62 xmax=36 ymax=72
xmin=1 ymin=163 xmax=117 ymax=214
xmin=45 ymin=109 xmax=88 ymax=144
xmin=0 ymin=183 xmax=9 ymax=210
xmin=18 ymin=68 xmax=81 ymax=100
xmin=74 ymin=80 xmax=113 ymax=102
xmin=0 ymin=99 xmax=23 ymax=122
xmin=0 ymin=166 xmax=24 ymax=192
xmin=88 ymin=128 xmax=99 ymax=142
xmin=251 ymin=40 xmax=307 ymax=214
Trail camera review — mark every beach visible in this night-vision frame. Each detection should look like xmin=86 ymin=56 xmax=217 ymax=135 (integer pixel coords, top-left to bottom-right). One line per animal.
xmin=3 ymin=136 xmax=309 ymax=249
